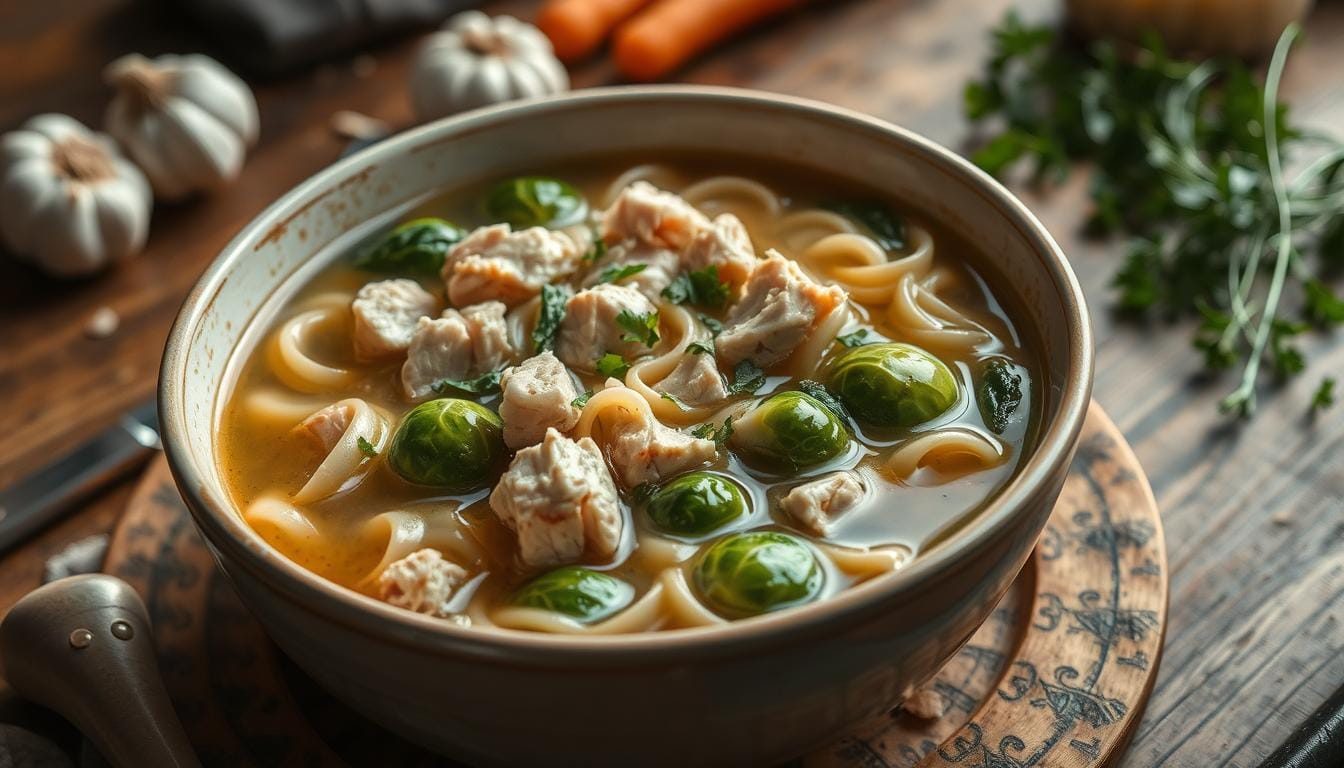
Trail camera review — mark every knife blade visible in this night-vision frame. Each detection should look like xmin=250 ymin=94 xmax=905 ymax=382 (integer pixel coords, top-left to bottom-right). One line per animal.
xmin=0 ymin=399 xmax=160 ymax=556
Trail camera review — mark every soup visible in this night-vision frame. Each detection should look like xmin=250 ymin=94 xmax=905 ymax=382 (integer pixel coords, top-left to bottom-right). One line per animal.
xmin=217 ymin=158 xmax=1037 ymax=634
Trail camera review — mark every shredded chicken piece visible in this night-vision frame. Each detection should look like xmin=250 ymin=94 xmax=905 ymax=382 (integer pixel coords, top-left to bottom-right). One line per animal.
xmin=682 ymin=213 xmax=758 ymax=288
xmin=600 ymin=385 xmax=717 ymax=487
xmin=581 ymin=240 xmax=681 ymax=300
xmin=659 ymin=351 xmax=727 ymax=407
xmin=499 ymin=351 xmax=582 ymax=449
xmin=293 ymin=401 xmax=352 ymax=452
xmin=602 ymin=181 xmax=710 ymax=250
xmin=555 ymin=283 xmax=659 ymax=372
xmin=350 ymin=278 xmax=439 ymax=361
xmin=401 ymin=301 xmax=515 ymax=400
xmin=779 ymin=471 xmax=867 ymax=536
xmin=716 ymin=251 xmax=848 ymax=368
xmin=377 ymin=548 xmax=468 ymax=618
xmin=489 ymin=428 xmax=623 ymax=566
xmin=442 ymin=224 xmax=582 ymax=307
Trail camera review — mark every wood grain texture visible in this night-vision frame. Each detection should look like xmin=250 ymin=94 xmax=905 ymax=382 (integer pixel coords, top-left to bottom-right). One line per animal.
xmin=0 ymin=1 xmax=1341 ymax=766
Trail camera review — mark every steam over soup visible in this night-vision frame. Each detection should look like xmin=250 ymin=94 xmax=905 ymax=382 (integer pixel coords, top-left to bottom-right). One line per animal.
xmin=218 ymin=160 xmax=1038 ymax=634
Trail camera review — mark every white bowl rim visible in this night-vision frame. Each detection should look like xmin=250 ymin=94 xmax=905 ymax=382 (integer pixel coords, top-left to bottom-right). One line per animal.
xmin=160 ymin=85 xmax=1094 ymax=664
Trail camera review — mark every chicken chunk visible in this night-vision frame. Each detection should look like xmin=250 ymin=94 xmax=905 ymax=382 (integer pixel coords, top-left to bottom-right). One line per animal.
xmin=779 ymin=471 xmax=866 ymax=536
xmin=377 ymin=548 xmax=468 ymax=618
xmin=602 ymin=181 xmax=710 ymax=251
xmin=401 ymin=301 xmax=515 ymax=400
xmin=498 ymin=351 xmax=582 ymax=449
xmin=489 ymin=428 xmax=623 ymax=566
xmin=555 ymin=284 xmax=659 ymax=372
xmin=442 ymin=224 xmax=582 ymax=307
xmin=716 ymin=251 xmax=848 ymax=368
xmin=581 ymin=240 xmax=681 ymax=300
xmin=293 ymin=401 xmax=352 ymax=452
xmin=659 ymin=351 xmax=727 ymax=407
xmin=682 ymin=213 xmax=758 ymax=288
xmin=350 ymin=279 xmax=440 ymax=361
xmin=600 ymin=386 xmax=717 ymax=487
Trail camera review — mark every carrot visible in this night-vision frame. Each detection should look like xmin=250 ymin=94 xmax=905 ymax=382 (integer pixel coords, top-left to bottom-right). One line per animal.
xmin=538 ymin=0 xmax=657 ymax=63
xmin=612 ymin=0 xmax=810 ymax=82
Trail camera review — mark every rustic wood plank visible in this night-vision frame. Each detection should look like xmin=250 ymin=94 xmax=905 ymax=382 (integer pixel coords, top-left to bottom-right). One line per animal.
xmin=0 ymin=1 xmax=1340 ymax=765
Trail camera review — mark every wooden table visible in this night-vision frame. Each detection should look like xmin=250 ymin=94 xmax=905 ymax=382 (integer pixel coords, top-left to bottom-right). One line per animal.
xmin=1 ymin=1 xmax=1340 ymax=765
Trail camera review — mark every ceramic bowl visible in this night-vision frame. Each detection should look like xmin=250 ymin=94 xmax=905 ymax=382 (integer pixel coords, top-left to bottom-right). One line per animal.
xmin=160 ymin=87 xmax=1093 ymax=767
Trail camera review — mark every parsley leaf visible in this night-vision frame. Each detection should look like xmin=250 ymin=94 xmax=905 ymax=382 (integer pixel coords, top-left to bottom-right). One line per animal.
xmin=799 ymin=380 xmax=850 ymax=422
xmin=660 ymin=392 xmax=688 ymax=411
xmin=699 ymin=314 xmax=724 ymax=338
xmin=597 ymin=263 xmax=647 ymax=284
xmin=1312 ymin=377 xmax=1336 ymax=411
xmin=356 ymin=436 xmax=378 ymax=458
xmin=616 ymin=309 xmax=660 ymax=347
xmin=727 ymin=360 xmax=765 ymax=395
xmin=822 ymin=201 xmax=906 ymax=252
xmin=571 ymin=390 xmax=594 ymax=408
xmin=431 ymin=370 xmax=502 ymax=396
xmin=532 ymin=284 xmax=571 ymax=354
xmin=662 ymin=266 xmax=730 ymax=309
xmin=686 ymin=340 xmax=714 ymax=355
xmin=691 ymin=417 xmax=734 ymax=445
xmin=596 ymin=353 xmax=630 ymax=378
xmin=835 ymin=329 xmax=872 ymax=348
xmin=583 ymin=234 xmax=606 ymax=262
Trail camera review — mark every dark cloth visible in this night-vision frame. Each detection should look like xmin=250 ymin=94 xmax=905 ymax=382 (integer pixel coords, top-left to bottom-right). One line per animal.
xmin=178 ymin=0 xmax=481 ymax=77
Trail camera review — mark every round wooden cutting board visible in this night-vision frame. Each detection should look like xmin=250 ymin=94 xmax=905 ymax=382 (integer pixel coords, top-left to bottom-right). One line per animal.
xmin=104 ymin=402 xmax=1166 ymax=767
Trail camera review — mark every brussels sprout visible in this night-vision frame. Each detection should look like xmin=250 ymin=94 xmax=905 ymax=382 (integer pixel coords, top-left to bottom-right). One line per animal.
xmin=728 ymin=391 xmax=850 ymax=472
xmin=828 ymin=342 xmax=957 ymax=428
xmin=355 ymin=217 xmax=464 ymax=276
xmin=485 ymin=176 xmax=587 ymax=229
xmin=693 ymin=531 xmax=823 ymax=617
xmin=977 ymin=358 xmax=1025 ymax=434
xmin=645 ymin=472 xmax=748 ymax=537
xmin=388 ymin=399 xmax=505 ymax=490
xmin=512 ymin=566 xmax=635 ymax=623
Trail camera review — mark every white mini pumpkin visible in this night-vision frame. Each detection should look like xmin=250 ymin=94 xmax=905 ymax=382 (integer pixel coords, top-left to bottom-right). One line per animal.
xmin=103 ymin=53 xmax=258 ymax=201
xmin=410 ymin=11 xmax=569 ymax=123
xmin=0 ymin=114 xmax=152 ymax=277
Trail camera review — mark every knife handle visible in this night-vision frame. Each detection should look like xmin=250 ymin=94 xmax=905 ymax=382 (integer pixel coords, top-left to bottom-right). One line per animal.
xmin=0 ymin=575 xmax=199 ymax=768
xmin=0 ymin=414 xmax=157 ymax=555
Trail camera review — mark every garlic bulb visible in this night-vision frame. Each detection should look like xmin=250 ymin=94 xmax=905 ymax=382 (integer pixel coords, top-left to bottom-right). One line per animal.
xmin=410 ymin=11 xmax=569 ymax=124
xmin=0 ymin=114 xmax=151 ymax=277
xmin=103 ymin=53 xmax=258 ymax=200
xmin=1067 ymin=0 xmax=1314 ymax=58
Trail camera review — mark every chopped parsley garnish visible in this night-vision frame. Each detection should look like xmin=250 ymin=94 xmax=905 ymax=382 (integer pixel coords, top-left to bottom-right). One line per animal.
xmin=660 ymin=391 xmax=688 ymax=410
xmin=699 ymin=313 xmax=724 ymax=338
xmin=799 ymin=380 xmax=850 ymax=422
xmin=835 ymin=329 xmax=872 ymax=348
xmin=597 ymin=263 xmax=647 ymax=284
xmin=616 ymin=309 xmax=660 ymax=348
xmin=596 ymin=353 xmax=630 ymax=378
xmin=356 ymin=436 xmax=378 ymax=458
xmin=822 ymin=201 xmax=906 ymax=252
xmin=571 ymin=390 xmax=594 ymax=408
xmin=662 ymin=265 xmax=730 ymax=309
xmin=726 ymin=359 xmax=765 ymax=395
xmin=1312 ymin=377 xmax=1336 ymax=412
xmin=431 ymin=370 xmax=502 ymax=396
xmin=583 ymin=232 xmax=606 ymax=262
xmin=691 ymin=418 xmax=734 ymax=445
xmin=686 ymin=340 xmax=714 ymax=355
xmin=532 ymin=283 xmax=571 ymax=353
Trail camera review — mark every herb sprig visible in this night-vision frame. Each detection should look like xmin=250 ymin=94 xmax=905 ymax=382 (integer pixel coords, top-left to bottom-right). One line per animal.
xmin=966 ymin=18 xmax=1342 ymax=415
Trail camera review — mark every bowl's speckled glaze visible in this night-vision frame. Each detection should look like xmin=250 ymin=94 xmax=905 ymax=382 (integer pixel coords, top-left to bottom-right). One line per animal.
xmin=160 ymin=87 xmax=1093 ymax=767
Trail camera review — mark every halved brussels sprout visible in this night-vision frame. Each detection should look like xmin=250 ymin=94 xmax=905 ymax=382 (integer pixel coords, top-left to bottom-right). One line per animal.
xmin=354 ymin=217 xmax=464 ymax=276
xmin=485 ymin=176 xmax=587 ymax=229
xmin=387 ymin=398 xmax=505 ymax=490
xmin=828 ymin=342 xmax=957 ymax=428
xmin=728 ymin=391 xmax=850 ymax=472
xmin=693 ymin=531 xmax=823 ymax=617
xmin=512 ymin=566 xmax=634 ymax=623
xmin=645 ymin=472 xmax=748 ymax=537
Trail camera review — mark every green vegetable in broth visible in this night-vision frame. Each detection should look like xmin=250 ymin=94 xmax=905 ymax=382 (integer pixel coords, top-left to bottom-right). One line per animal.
xmin=355 ymin=217 xmax=464 ymax=276
xmin=823 ymin=201 xmax=906 ymax=252
xmin=512 ymin=566 xmax=635 ymax=623
xmin=387 ymin=399 xmax=505 ymax=490
xmin=828 ymin=343 xmax=957 ymax=428
xmin=729 ymin=391 xmax=850 ymax=472
xmin=977 ymin=358 xmax=1024 ymax=434
xmin=532 ymin=283 xmax=571 ymax=353
xmin=694 ymin=531 xmax=822 ymax=617
xmin=486 ymin=176 xmax=587 ymax=229
xmin=645 ymin=472 xmax=747 ymax=537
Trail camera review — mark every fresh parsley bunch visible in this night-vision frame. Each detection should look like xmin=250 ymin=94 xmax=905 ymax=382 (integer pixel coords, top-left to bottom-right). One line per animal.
xmin=966 ymin=15 xmax=1344 ymax=415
